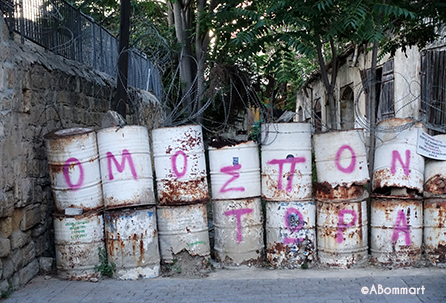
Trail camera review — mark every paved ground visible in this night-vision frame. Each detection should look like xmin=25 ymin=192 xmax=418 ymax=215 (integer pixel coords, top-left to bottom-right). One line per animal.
xmin=3 ymin=266 xmax=446 ymax=303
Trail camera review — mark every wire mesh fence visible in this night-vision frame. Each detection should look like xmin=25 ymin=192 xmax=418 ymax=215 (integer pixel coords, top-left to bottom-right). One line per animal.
xmin=0 ymin=0 xmax=163 ymax=100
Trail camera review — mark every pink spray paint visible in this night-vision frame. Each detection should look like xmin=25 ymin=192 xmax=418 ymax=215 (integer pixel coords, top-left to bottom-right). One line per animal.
xmin=171 ymin=150 xmax=187 ymax=178
xmin=391 ymin=209 xmax=411 ymax=245
xmin=336 ymin=209 xmax=357 ymax=244
xmin=106 ymin=149 xmax=137 ymax=181
xmin=283 ymin=207 xmax=304 ymax=245
xmin=268 ymin=156 xmax=305 ymax=192
xmin=224 ymin=208 xmax=253 ymax=243
xmin=335 ymin=145 xmax=356 ymax=174
xmin=63 ymin=157 xmax=84 ymax=190
xmin=391 ymin=150 xmax=410 ymax=176
xmin=220 ymin=164 xmax=245 ymax=193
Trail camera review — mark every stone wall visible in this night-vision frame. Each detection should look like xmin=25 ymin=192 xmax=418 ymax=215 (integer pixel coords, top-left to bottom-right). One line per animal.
xmin=0 ymin=15 xmax=163 ymax=292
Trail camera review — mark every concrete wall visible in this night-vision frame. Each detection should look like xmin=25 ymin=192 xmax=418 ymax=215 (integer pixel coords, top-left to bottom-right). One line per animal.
xmin=0 ymin=15 xmax=162 ymax=292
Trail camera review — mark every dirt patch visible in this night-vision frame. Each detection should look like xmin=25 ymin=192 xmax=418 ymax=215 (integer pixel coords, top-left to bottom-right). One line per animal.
xmin=161 ymin=250 xmax=214 ymax=278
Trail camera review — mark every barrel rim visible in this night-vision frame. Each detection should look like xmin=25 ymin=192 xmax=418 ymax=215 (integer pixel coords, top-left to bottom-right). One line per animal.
xmin=370 ymin=194 xmax=423 ymax=201
xmin=313 ymin=128 xmax=365 ymax=138
xmin=97 ymin=125 xmax=148 ymax=134
xmin=45 ymin=127 xmax=94 ymax=140
xmin=152 ymin=123 xmax=201 ymax=133
xmin=208 ymin=140 xmax=258 ymax=150
xmin=315 ymin=191 xmax=369 ymax=203
xmin=53 ymin=209 xmax=103 ymax=218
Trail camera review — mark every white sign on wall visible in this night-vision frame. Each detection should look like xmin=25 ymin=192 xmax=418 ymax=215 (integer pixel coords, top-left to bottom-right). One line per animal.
xmin=417 ymin=129 xmax=446 ymax=160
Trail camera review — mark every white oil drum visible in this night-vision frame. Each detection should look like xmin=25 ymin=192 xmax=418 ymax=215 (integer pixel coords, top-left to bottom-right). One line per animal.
xmin=261 ymin=123 xmax=312 ymax=201
xmin=313 ymin=129 xmax=369 ymax=199
xmin=317 ymin=192 xmax=368 ymax=268
xmin=152 ymin=125 xmax=209 ymax=205
xmin=157 ymin=203 xmax=210 ymax=263
xmin=424 ymin=134 xmax=446 ymax=196
xmin=208 ymin=140 xmax=261 ymax=200
xmin=265 ymin=200 xmax=316 ymax=268
xmin=373 ymin=118 xmax=426 ymax=194
xmin=45 ymin=128 xmax=102 ymax=212
xmin=424 ymin=198 xmax=446 ymax=266
xmin=104 ymin=207 xmax=160 ymax=279
xmin=53 ymin=211 xmax=104 ymax=280
xmin=370 ymin=195 xmax=423 ymax=267
xmin=213 ymin=198 xmax=264 ymax=266
xmin=97 ymin=126 xmax=156 ymax=209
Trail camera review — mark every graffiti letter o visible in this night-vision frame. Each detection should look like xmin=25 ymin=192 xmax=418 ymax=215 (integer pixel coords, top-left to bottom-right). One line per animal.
xmin=335 ymin=145 xmax=356 ymax=174
xmin=63 ymin=157 xmax=84 ymax=190
xmin=172 ymin=150 xmax=187 ymax=178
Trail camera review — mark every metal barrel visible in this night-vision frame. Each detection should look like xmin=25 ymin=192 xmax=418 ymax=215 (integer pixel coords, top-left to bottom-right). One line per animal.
xmin=316 ymin=192 xmax=368 ymax=268
xmin=152 ymin=124 xmax=209 ymax=205
xmin=370 ymin=195 xmax=423 ymax=267
xmin=373 ymin=118 xmax=426 ymax=194
xmin=424 ymin=198 xmax=446 ymax=266
xmin=424 ymin=135 xmax=446 ymax=196
xmin=260 ymin=123 xmax=312 ymax=201
xmin=208 ymin=140 xmax=261 ymax=200
xmin=313 ymin=129 xmax=369 ymax=199
xmin=53 ymin=211 xmax=104 ymax=280
xmin=265 ymin=200 xmax=316 ymax=268
xmin=97 ymin=125 xmax=156 ymax=209
xmin=213 ymin=197 xmax=264 ymax=266
xmin=104 ymin=206 xmax=160 ymax=279
xmin=156 ymin=203 xmax=210 ymax=263
xmin=45 ymin=128 xmax=103 ymax=213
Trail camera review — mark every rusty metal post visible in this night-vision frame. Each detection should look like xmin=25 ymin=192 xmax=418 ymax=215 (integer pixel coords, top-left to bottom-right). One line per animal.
xmin=116 ymin=0 xmax=130 ymax=117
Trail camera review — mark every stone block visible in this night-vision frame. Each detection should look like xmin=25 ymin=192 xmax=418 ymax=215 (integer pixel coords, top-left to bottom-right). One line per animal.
xmin=0 ymin=280 xmax=10 ymax=293
xmin=0 ymin=237 xmax=10 ymax=257
xmin=0 ymin=193 xmax=14 ymax=218
xmin=6 ymin=68 xmax=16 ymax=89
xmin=20 ymin=204 xmax=41 ymax=231
xmin=22 ymin=241 xmax=35 ymax=266
xmin=0 ymin=67 xmax=4 ymax=93
xmin=10 ymin=230 xmax=30 ymax=250
xmin=0 ymin=217 xmax=12 ymax=237
xmin=19 ymin=259 xmax=38 ymax=286
xmin=39 ymin=257 xmax=54 ymax=273
xmin=11 ymin=272 xmax=19 ymax=290
xmin=10 ymin=248 xmax=23 ymax=271
xmin=31 ymin=223 xmax=47 ymax=238
xmin=1 ymin=257 xmax=13 ymax=280
xmin=11 ymin=208 xmax=23 ymax=230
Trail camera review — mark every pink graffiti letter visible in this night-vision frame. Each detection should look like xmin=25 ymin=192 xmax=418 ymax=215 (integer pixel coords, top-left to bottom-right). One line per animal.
xmin=171 ymin=150 xmax=187 ymax=178
xmin=107 ymin=149 xmax=137 ymax=181
xmin=391 ymin=209 xmax=411 ymax=245
xmin=336 ymin=209 xmax=357 ymax=244
xmin=391 ymin=150 xmax=410 ymax=176
xmin=335 ymin=145 xmax=356 ymax=174
xmin=63 ymin=157 xmax=84 ymax=190
xmin=267 ymin=157 xmax=306 ymax=192
xmin=224 ymin=208 xmax=253 ymax=243
xmin=220 ymin=164 xmax=245 ymax=193
xmin=283 ymin=208 xmax=304 ymax=245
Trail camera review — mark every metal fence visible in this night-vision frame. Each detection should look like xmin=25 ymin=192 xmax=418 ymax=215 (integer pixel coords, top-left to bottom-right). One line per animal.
xmin=0 ymin=0 xmax=163 ymax=100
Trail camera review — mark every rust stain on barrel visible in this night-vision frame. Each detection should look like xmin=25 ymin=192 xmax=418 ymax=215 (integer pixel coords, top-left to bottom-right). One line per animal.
xmin=425 ymin=175 xmax=446 ymax=195
xmin=313 ymin=182 xmax=365 ymax=200
xmin=159 ymin=178 xmax=209 ymax=205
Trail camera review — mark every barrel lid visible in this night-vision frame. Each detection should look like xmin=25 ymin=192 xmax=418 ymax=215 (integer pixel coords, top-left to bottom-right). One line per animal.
xmin=44 ymin=127 xmax=94 ymax=140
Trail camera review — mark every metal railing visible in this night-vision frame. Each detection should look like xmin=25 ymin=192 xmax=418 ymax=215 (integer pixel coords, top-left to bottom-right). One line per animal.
xmin=0 ymin=0 xmax=163 ymax=100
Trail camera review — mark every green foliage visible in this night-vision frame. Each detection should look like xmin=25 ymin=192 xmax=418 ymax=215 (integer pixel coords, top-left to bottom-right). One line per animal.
xmin=1 ymin=282 xmax=13 ymax=299
xmin=95 ymin=247 xmax=116 ymax=277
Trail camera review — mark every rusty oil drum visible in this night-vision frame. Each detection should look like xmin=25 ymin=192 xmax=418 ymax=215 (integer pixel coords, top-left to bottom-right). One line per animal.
xmin=152 ymin=124 xmax=209 ymax=205
xmin=45 ymin=128 xmax=103 ymax=213
xmin=53 ymin=211 xmax=104 ymax=280
xmin=156 ymin=203 xmax=210 ymax=263
xmin=370 ymin=195 xmax=423 ymax=267
xmin=424 ymin=198 xmax=446 ymax=266
xmin=208 ymin=140 xmax=261 ymax=200
xmin=265 ymin=200 xmax=316 ymax=268
xmin=317 ymin=192 xmax=368 ymax=268
xmin=213 ymin=197 xmax=264 ymax=266
xmin=313 ymin=129 xmax=369 ymax=199
xmin=104 ymin=207 xmax=160 ymax=279
xmin=97 ymin=126 xmax=156 ymax=209
xmin=424 ymin=134 xmax=446 ymax=196
xmin=260 ymin=123 xmax=312 ymax=201
xmin=373 ymin=118 xmax=426 ymax=194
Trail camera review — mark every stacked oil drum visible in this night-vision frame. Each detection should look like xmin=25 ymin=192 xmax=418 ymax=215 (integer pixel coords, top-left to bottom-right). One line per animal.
xmin=313 ymin=129 xmax=369 ymax=268
xmin=422 ymin=134 xmax=446 ymax=266
xmin=152 ymin=125 xmax=211 ymax=266
xmin=98 ymin=126 xmax=160 ymax=280
xmin=208 ymin=140 xmax=263 ymax=267
xmin=45 ymin=128 xmax=105 ymax=280
xmin=261 ymin=123 xmax=316 ymax=268
xmin=371 ymin=118 xmax=425 ymax=267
